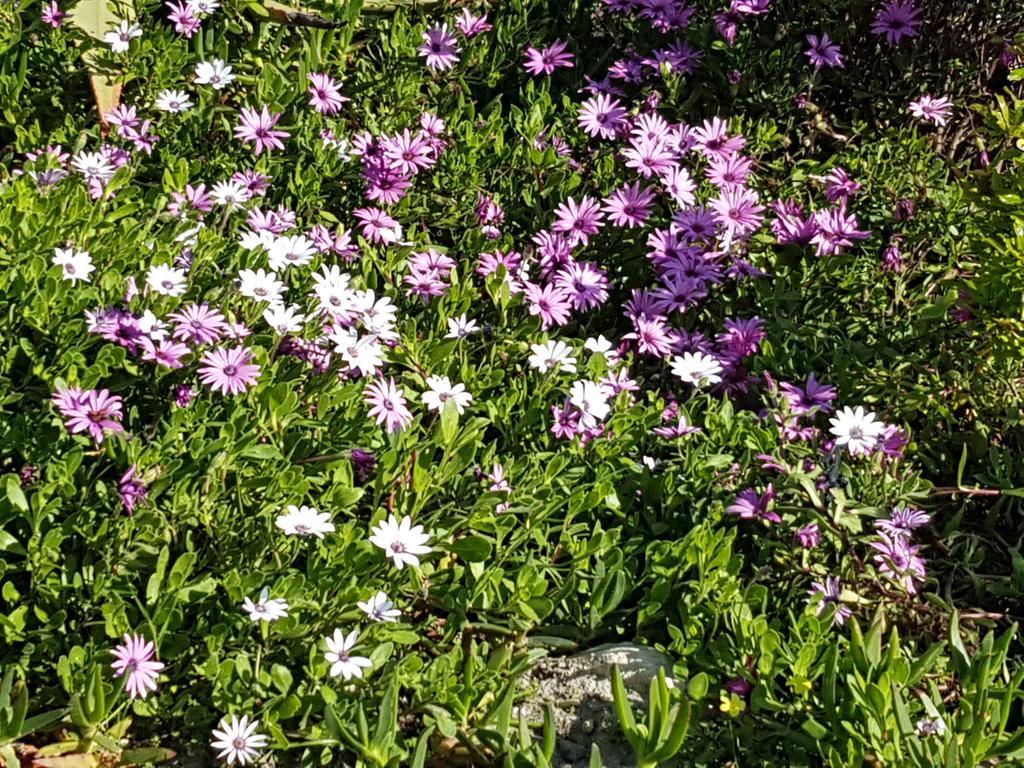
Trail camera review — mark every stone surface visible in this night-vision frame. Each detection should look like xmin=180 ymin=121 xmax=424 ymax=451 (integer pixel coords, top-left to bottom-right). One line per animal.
xmin=517 ymin=643 xmax=676 ymax=768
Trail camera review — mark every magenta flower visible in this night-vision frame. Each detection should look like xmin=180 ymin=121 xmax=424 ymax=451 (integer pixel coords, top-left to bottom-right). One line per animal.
xmin=805 ymin=33 xmax=844 ymax=69
xmin=555 ymin=261 xmax=609 ymax=311
xmin=165 ymin=0 xmax=201 ymax=37
xmin=624 ymin=314 xmax=674 ymax=357
xmin=871 ymin=0 xmax=921 ymax=46
xmin=779 ymin=373 xmax=836 ymax=415
xmin=169 ymin=303 xmax=228 ymax=345
xmin=577 ymin=94 xmax=628 ymax=139
xmin=875 ymin=506 xmax=930 ymax=538
xmin=770 ymin=199 xmax=818 ymax=245
xmin=110 ymin=634 xmax=165 ymax=699
xmin=365 ymin=378 xmax=413 ymax=433
xmin=118 ymin=465 xmax=148 ymax=514
xmin=692 ymin=117 xmax=746 ymax=159
xmin=42 ymin=1 xmax=69 ymax=27
xmin=382 ymin=129 xmax=435 ymax=176
xmin=59 ymin=388 xmax=126 ymax=445
xmin=807 ymin=577 xmax=852 ymax=625
xmin=353 ymin=207 xmax=403 ymax=244
xmin=198 ymin=346 xmax=261 ymax=395
xmin=523 ymin=40 xmax=575 ymax=76
xmin=622 ymin=136 xmax=677 ymax=178
xmin=552 ymin=195 xmax=604 ymax=246
xmin=710 ymin=185 xmax=765 ymax=241
xmin=603 ymin=182 xmax=656 ymax=228
xmin=524 ymin=282 xmax=573 ymax=329
xmin=141 ymin=339 xmax=190 ymax=369
xmin=234 ymin=106 xmax=290 ymax=155
xmin=870 ymin=533 xmax=927 ymax=593
xmin=811 ymin=205 xmax=871 ymax=256
xmin=455 ymin=8 xmax=491 ymax=36
xmin=705 ymin=153 xmax=752 ymax=188
xmin=909 ymin=94 xmax=952 ymax=126
xmin=822 ymin=167 xmax=861 ymax=203
xmin=307 ymin=73 xmax=349 ymax=115
xmin=795 ymin=523 xmax=821 ymax=548
xmin=882 ymin=240 xmax=904 ymax=272
xmin=725 ymin=485 xmax=780 ymax=523
xmin=418 ymin=24 xmax=460 ymax=71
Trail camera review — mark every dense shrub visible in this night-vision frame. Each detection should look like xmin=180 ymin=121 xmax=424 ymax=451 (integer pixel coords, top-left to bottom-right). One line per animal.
xmin=1 ymin=1 xmax=1023 ymax=766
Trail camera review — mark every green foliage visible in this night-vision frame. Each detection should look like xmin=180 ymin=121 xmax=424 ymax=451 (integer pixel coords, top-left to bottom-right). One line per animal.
xmin=0 ymin=1 xmax=1023 ymax=767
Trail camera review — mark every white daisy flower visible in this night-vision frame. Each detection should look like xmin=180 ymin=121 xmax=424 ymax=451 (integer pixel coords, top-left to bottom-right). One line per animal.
xmin=262 ymin=303 xmax=305 ymax=335
xmin=104 ymin=20 xmax=142 ymax=53
xmin=275 ymin=505 xmax=334 ymax=538
xmin=210 ymin=715 xmax=267 ymax=766
xmin=145 ymin=264 xmax=188 ymax=297
xmin=444 ymin=314 xmax=480 ymax=339
xmin=52 ymin=247 xmax=94 ymax=284
xmin=209 ymin=179 xmax=252 ymax=208
xmin=154 ymin=89 xmax=194 ymax=114
xmin=669 ymin=352 xmax=723 ymax=387
xmin=357 ymin=591 xmax=401 ymax=623
xmin=194 ymin=59 xmax=235 ymax=89
xmin=267 ymin=234 xmax=317 ymax=271
xmin=70 ymin=151 xmax=116 ymax=183
xmin=528 ymin=340 xmax=577 ymax=374
xmin=237 ymin=268 xmax=285 ymax=304
xmin=242 ymin=587 xmax=289 ymax=623
xmin=368 ymin=515 xmax=431 ymax=569
xmin=421 ymin=376 xmax=472 ymax=415
xmin=568 ymin=380 xmax=611 ymax=427
xmin=324 ymin=628 xmax=372 ymax=680
xmin=828 ymin=405 xmax=885 ymax=455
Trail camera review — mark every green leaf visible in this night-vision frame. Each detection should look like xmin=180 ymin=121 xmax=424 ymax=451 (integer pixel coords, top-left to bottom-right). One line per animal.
xmin=120 ymin=747 xmax=177 ymax=766
xmin=450 ymin=535 xmax=492 ymax=563
xmin=802 ymin=717 xmax=829 ymax=740
xmin=4 ymin=476 xmax=28 ymax=513
xmin=686 ymin=672 xmax=709 ymax=701
xmin=610 ymin=665 xmax=637 ymax=736
xmin=949 ymin=612 xmax=971 ymax=678
xmin=439 ymin=399 xmax=459 ymax=445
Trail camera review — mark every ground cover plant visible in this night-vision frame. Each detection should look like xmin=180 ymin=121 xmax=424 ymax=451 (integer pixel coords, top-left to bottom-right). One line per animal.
xmin=1 ymin=0 xmax=1024 ymax=765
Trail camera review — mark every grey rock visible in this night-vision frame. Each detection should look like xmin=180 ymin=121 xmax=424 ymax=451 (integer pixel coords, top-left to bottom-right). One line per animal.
xmin=517 ymin=643 xmax=676 ymax=768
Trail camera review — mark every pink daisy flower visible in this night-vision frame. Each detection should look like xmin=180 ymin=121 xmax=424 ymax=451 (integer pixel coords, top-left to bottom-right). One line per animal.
xmin=908 ymin=94 xmax=952 ymax=126
xmin=577 ymin=94 xmax=628 ymax=139
xmin=365 ymin=378 xmax=413 ymax=433
xmin=110 ymin=634 xmax=165 ymax=699
xmin=709 ymin=186 xmax=765 ymax=240
xmin=307 ymin=73 xmax=349 ymax=115
xmin=805 ymin=33 xmax=844 ymax=69
xmin=62 ymin=388 xmax=126 ymax=445
xmin=602 ymin=182 xmax=656 ymax=228
xmin=871 ymin=0 xmax=921 ymax=46
xmin=234 ymin=106 xmax=290 ymax=155
xmin=198 ymin=346 xmax=261 ymax=395
xmin=524 ymin=282 xmax=573 ymax=329
xmin=42 ymin=1 xmax=69 ymax=27
xmin=168 ymin=303 xmax=228 ymax=345
xmin=523 ymin=40 xmax=575 ymax=76
xmin=418 ymin=24 xmax=460 ymax=71
xmin=552 ymin=195 xmax=604 ymax=246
